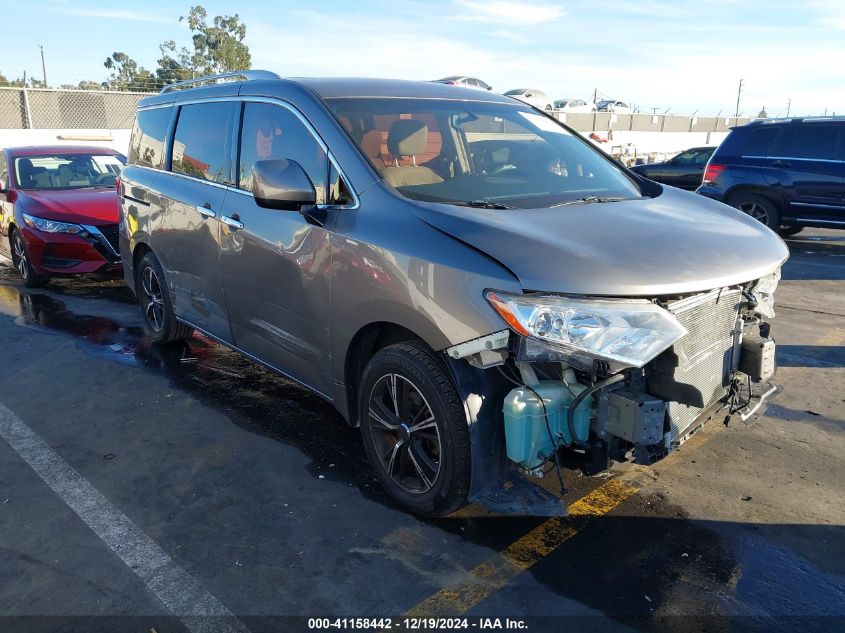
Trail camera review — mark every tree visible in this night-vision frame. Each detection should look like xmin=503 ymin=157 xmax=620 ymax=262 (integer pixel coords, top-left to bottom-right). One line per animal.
xmin=0 ymin=71 xmax=25 ymax=87
xmin=104 ymin=52 xmax=159 ymax=92
xmin=181 ymin=5 xmax=251 ymax=75
xmin=757 ymin=106 xmax=768 ymax=118
xmin=156 ymin=41 xmax=194 ymax=85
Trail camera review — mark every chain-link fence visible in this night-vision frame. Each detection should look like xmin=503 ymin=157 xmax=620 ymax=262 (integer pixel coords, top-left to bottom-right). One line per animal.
xmin=0 ymin=87 xmax=152 ymax=129
xmin=0 ymin=85 xmax=758 ymax=133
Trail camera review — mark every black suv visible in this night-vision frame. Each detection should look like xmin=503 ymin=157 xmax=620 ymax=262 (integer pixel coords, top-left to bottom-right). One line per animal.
xmin=697 ymin=117 xmax=845 ymax=235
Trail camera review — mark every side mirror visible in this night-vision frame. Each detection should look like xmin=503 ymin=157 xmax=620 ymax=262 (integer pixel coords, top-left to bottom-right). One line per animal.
xmin=251 ymin=159 xmax=316 ymax=211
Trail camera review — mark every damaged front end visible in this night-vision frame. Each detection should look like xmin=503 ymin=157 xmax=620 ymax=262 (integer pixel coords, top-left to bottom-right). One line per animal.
xmin=444 ymin=272 xmax=781 ymax=516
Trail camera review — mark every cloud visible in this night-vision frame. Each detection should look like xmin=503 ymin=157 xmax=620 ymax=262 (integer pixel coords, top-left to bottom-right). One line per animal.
xmin=453 ymin=0 xmax=564 ymax=25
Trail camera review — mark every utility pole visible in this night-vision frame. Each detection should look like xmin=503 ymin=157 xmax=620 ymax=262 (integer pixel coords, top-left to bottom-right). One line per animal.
xmin=786 ymin=98 xmax=791 ymax=118
xmin=592 ymin=88 xmax=597 ymax=104
xmin=734 ymin=79 xmax=744 ymax=119
xmin=39 ymin=45 xmax=47 ymax=87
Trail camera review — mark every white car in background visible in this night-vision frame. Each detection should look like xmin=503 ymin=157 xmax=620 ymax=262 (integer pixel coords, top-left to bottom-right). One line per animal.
xmin=433 ymin=76 xmax=492 ymax=90
xmin=596 ymin=99 xmax=632 ymax=114
xmin=503 ymin=88 xmax=553 ymax=112
xmin=553 ymin=98 xmax=597 ymax=113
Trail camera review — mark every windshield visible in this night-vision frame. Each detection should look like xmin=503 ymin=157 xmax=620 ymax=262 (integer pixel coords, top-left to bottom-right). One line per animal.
xmin=14 ymin=153 xmax=125 ymax=190
xmin=328 ymin=97 xmax=642 ymax=208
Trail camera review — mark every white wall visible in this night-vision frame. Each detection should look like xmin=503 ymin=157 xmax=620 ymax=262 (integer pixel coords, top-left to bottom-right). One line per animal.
xmin=0 ymin=129 xmax=131 ymax=155
xmin=579 ymin=130 xmax=730 ymax=157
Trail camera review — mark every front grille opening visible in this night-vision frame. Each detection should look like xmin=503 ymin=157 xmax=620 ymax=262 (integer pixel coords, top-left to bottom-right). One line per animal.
xmin=646 ymin=287 xmax=742 ymax=439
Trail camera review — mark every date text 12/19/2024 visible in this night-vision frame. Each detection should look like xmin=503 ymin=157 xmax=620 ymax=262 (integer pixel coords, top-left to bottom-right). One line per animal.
xmin=307 ymin=618 xmax=529 ymax=630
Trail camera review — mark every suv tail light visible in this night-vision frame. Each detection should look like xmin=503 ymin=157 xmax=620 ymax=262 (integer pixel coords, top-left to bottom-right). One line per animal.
xmin=703 ymin=163 xmax=724 ymax=185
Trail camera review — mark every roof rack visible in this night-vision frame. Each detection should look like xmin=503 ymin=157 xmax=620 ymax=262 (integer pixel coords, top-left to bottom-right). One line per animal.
xmin=750 ymin=115 xmax=845 ymax=125
xmin=159 ymin=70 xmax=281 ymax=94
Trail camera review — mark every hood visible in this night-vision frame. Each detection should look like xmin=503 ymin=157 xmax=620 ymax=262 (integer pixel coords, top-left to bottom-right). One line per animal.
xmin=632 ymin=162 xmax=668 ymax=171
xmin=17 ymin=188 xmax=119 ymax=225
xmin=414 ymin=187 xmax=789 ymax=297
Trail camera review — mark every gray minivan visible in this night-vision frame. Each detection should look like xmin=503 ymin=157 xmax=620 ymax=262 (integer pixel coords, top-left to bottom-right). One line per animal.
xmin=119 ymin=71 xmax=788 ymax=516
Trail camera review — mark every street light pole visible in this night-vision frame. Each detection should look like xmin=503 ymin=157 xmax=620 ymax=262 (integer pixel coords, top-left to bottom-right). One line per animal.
xmin=734 ymin=79 xmax=744 ymax=119
xmin=39 ymin=45 xmax=47 ymax=87
xmin=786 ymin=98 xmax=791 ymax=118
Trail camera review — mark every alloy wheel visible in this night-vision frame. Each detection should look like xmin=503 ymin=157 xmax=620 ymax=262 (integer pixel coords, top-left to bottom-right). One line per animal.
xmin=12 ymin=233 xmax=29 ymax=281
xmin=738 ymin=200 xmax=769 ymax=223
xmin=367 ymin=373 xmax=442 ymax=494
xmin=140 ymin=266 xmax=165 ymax=332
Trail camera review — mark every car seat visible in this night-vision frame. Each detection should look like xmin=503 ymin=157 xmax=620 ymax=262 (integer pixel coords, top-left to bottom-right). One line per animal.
xmin=381 ymin=120 xmax=443 ymax=187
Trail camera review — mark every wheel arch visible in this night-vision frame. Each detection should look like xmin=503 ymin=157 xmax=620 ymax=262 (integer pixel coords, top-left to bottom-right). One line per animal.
xmin=342 ymin=321 xmax=433 ymax=427
xmin=131 ymin=241 xmax=153 ymax=288
xmin=725 ymin=185 xmax=784 ymax=213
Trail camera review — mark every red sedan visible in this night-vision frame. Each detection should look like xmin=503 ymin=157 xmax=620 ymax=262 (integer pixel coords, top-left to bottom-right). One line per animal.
xmin=0 ymin=145 xmax=126 ymax=286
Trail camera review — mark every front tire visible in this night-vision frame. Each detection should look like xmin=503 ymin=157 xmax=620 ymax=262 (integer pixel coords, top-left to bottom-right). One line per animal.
xmin=10 ymin=229 xmax=47 ymax=288
xmin=358 ymin=341 xmax=470 ymax=516
xmin=728 ymin=193 xmax=780 ymax=230
xmin=136 ymin=251 xmax=193 ymax=343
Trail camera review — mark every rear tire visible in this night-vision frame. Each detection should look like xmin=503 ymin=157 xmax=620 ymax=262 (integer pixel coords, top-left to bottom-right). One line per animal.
xmin=728 ymin=192 xmax=780 ymax=230
xmin=136 ymin=251 xmax=193 ymax=343
xmin=358 ymin=341 xmax=470 ymax=516
xmin=10 ymin=229 xmax=48 ymax=288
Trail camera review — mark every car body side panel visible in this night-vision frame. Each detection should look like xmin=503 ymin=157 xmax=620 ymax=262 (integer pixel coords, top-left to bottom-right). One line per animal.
xmin=147 ymin=171 xmax=233 ymax=343
xmin=119 ymin=165 xmax=161 ymax=291
xmin=219 ymin=190 xmax=335 ymax=398
xmin=328 ymin=186 xmax=522 ymax=410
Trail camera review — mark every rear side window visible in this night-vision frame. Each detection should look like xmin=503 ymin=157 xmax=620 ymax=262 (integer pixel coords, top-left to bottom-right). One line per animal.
xmin=237 ymin=102 xmax=328 ymax=204
xmin=741 ymin=127 xmax=780 ymax=156
xmin=128 ymin=108 xmax=171 ymax=169
xmin=790 ymin=125 xmax=838 ymax=160
xmin=171 ymin=102 xmax=232 ymax=184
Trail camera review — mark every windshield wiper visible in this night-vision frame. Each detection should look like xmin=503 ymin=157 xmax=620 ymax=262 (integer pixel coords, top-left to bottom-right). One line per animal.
xmin=464 ymin=200 xmax=515 ymax=210
xmin=551 ymin=196 xmax=636 ymax=208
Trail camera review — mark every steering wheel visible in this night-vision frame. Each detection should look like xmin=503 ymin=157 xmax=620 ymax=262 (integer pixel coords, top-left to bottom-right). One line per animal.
xmin=489 ymin=163 xmax=519 ymax=175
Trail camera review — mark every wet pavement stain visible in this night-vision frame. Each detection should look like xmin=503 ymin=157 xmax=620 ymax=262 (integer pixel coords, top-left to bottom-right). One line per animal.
xmin=0 ymin=278 xmax=394 ymax=507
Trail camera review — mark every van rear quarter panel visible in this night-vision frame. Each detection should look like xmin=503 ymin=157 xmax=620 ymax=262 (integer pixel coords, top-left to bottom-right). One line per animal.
xmin=119 ymin=165 xmax=161 ymax=286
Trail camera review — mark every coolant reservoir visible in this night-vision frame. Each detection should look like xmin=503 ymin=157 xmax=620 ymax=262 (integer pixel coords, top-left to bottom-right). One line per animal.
xmin=503 ymin=370 xmax=592 ymax=470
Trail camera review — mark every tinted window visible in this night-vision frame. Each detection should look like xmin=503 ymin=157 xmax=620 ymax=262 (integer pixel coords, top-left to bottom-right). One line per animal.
xmin=741 ymin=127 xmax=780 ymax=156
xmin=791 ymin=125 xmax=838 ymax=160
xmin=329 ymin=163 xmax=354 ymax=206
xmin=837 ymin=125 xmax=845 ymax=160
xmin=237 ymin=102 xmax=327 ymax=204
xmin=129 ymin=107 xmax=171 ymax=169
xmin=171 ymin=102 xmax=232 ymax=183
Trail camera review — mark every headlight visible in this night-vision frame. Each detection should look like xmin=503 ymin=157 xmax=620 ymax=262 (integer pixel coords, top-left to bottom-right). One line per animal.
xmin=22 ymin=213 xmax=86 ymax=235
xmin=486 ymin=291 xmax=687 ymax=368
xmin=750 ymin=269 xmax=780 ymax=318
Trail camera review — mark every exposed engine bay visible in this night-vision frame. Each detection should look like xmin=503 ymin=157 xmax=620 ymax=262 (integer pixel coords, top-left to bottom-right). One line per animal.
xmin=445 ymin=272 xmax=780 ymax=515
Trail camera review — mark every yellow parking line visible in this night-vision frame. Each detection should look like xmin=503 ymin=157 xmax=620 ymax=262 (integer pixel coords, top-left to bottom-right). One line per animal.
xmin=816 ymin=329 xmax=845 ymax=347
xmin=404 ymin=477 xmax=639 ymax=617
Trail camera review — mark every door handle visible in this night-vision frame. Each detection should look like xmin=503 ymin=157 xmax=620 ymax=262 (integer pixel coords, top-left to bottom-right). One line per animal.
xmin=771 ymin=159 xmax=791 ymax=167
xmin=220 ymin=214 xmax=244 ymax=230
xmin=196 ymin=204 xmax=216 ymax=219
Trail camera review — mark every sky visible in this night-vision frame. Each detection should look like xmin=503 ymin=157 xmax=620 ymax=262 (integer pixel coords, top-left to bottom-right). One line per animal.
xmin=2 ymin=0 xmax=844 ymax=117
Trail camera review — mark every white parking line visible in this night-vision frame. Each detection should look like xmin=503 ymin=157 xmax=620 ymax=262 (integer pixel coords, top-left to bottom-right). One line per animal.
xmin=0 ymin=400 xmax=248 ymax=633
